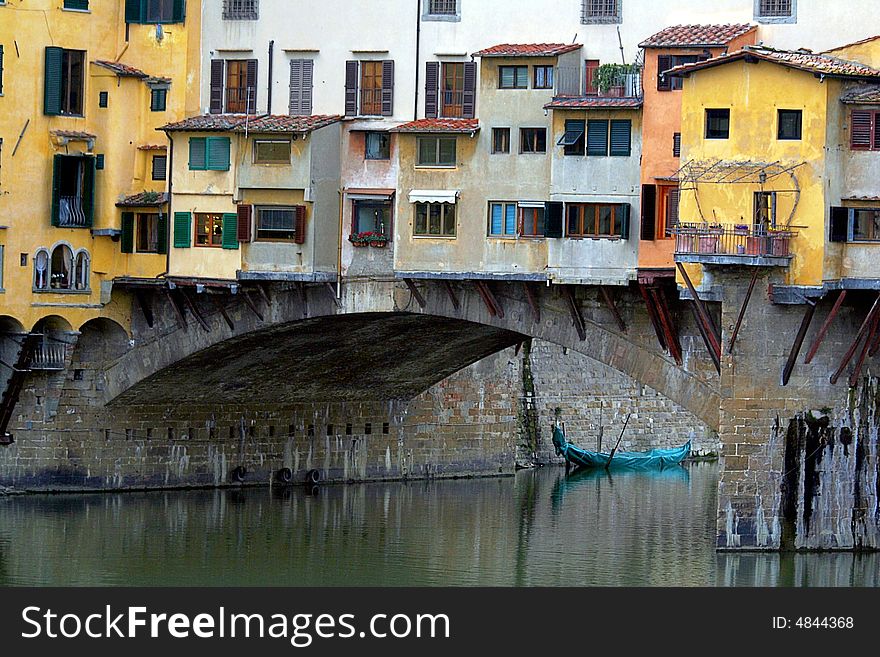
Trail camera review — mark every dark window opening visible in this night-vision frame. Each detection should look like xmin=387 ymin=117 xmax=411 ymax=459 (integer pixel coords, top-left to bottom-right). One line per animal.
xmin=136 ymin=213 xmax=159 ymax=253
xmin=499 ymin=65 xmax=528 ymax=89
xmin=52 ymin=154 xmax=95 ymax=227
xmin=705 ymin=108 xmax=730 ymax=139
xmin=533 ymin=65 xmax=554 ymax=89
xmin=414 ymin=202 xmax=456 ymax=236
xmin=492 ymin=128 xmax=510 ymax=154
xmin=152 ymin=154 xmax=167 ymax=181
xmin=520 ymin=128 xmax=547 ymax=153
xmin=520 ymin=206 xmax=546 ymax=237
xmin=560 ymin=119 xmax=585 ymax=156
xmin=567 ymin=203 xmax=629 ymax=238
xmin=777 ymin=109 xmax=802 ymax=140
xmin=150 ymin=87 xmax=167 ymax=112
xmin=365 ymin=132 xmax=390 ymax=160
xmin=353 ymin=201 xmax=392 ymax=237
xmin=256 ymin=206 xmax=299 ymax=241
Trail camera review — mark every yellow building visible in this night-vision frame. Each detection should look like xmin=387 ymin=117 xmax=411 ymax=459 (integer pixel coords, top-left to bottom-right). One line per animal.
xmin=670 ymin=45 xmax=880 ymax=289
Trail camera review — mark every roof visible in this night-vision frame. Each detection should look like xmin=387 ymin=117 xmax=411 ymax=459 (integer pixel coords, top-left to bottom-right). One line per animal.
xmin=472 ymin=43 xmax=582 ymax=58
xmin=667 ymin=46 xmax=880 ymax=80
xmin=50 ymin=129 xmax=97 ymax=140
xmin=842 ymin=195 xmax=880 ymax=202
xmin=390 ymin=118 xmax=480 ymax=133
xmin=137 ymin=144 xmax=168 ymax=151
xmin=823 ymin=34 xmax=880 ymax=54
xmin=841 ymin=85 xmax=880 ymax=104
xmin=639 ymin=24 xmax=756 ymax=48
xmin=544 ymin=96 xmax=643 ymax=110
xmin=116 ymin=192 xmax=169 ymax=207
xmin=92 ymin=60 xmax=149 ymax=79
xmin=160 ymin=114 xmax=343 ymax=133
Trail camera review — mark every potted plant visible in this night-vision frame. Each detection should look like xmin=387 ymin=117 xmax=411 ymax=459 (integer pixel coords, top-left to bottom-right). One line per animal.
xmin=593 ymin=63 xmax=638 ymax=97
xmin=348 ymin=232 xmax=370 ymax=247
xmin=733 ymin=223 xmax=749 ymax=235
xmin=368 ymin=233 xmax=389 ymax=248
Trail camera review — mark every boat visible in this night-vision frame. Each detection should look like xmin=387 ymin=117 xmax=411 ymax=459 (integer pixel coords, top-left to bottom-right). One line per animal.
xmin=552 ymin=424 xmax=690 ymax=470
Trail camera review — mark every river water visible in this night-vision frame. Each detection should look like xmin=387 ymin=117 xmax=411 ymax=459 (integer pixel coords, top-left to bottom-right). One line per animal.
xmin=0 ymin=463 xmax=877 ymax=586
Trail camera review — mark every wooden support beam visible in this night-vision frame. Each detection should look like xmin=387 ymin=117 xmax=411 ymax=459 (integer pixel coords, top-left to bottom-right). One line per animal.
xmin=134 ymin=290 xmax=155 ymax=328
xmin=325 ymin=282 xmax=342 ymax=309
xmin=474 ymin=281 xmax=504 ymax=318
xmin=598 ymin=285 xmax=627 ymax=332
xmin=164 ymin=289 xmax=188 ymax=332
xmin=830 ymin=292 xmax=880 ymax=385
xmin=726 ymin=268 xmax=759 ymax=355
xmin=473 ymin=281 xmax=496 ymax=317
xmin=689 ymin=301 xmax=720 ymax=374
xmin=804 ymin=290 xmax=846 ymax=364
xmin=209 ymin=294 xmax=236 ymax=331
xmin=677 ymin=263 xmax=721 ymax=364
xmin=849 ymin=307 xmax=880 ymax=387
xmin=403 ymin=278 xmax=427 ymax=309
xmin=443 ymin=281 xmax=460 ymax=311
xmin=180 ymin=291 xmax=211 ymax=332
xmin=652 ymin=287 xmax=684 ymax=367
xmin=522 ymin=282 xmax=541 ymax=323
xmin=241 ymin=290 xmax=265 ymax=322
xmin=294 ymin=282 xmax=308 ymax=317
xmin=781 ymin=301 xmax=816 ymax=386
xmin=638 ymin=283 xmax=667 ymax=352
xmin=255 ymin=283 xmax=272 ymax=307
xmin=562 ymin=286 xmax=587 ymax=341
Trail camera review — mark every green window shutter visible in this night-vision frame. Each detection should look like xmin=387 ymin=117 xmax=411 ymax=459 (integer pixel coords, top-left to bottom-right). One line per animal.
xmin=206 ymin=137 xmax=231 ymax=171
xmin=172 ymin=0 xmax=186 ymax=23
xmin=189 ymin=137 xmax=206 ymax=170
xmin=609 ymin=119 xmax=631 ymax=156
xmin=618 ymin=204 xmax=631 ymax=239
xmin=82 ymin=156 xmax=96 ymax=227
xmin=150 ymin=88 xmax=167 ymax=112
xmin=173 ymin=212 xmax=192 ymax=248
xmin=586 ymin=120 xmax=608 ymax=156
xmin=64 ymin=0 xmax=90 ymax=10
xmin=51 ymin=154 xmax=63 ymax=226
xmin=44 ymin=47 xmax=63 ymax=116
xmin=157 ymin=213 xmax=169 ymax=254
xmin=221 ymin=213 xmax=239 ymax=249
xmin=125 ymin=0 xmax=144 ymax=23
xmin=120 ymin=212 xmax=135 ymax=253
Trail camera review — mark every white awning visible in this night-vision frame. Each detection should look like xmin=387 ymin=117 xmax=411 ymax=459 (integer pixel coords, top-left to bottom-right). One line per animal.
xmin=408 ymin=190 xmax=460 ymax=204
xmin=518 ymin=200 xmax=545 ymax=208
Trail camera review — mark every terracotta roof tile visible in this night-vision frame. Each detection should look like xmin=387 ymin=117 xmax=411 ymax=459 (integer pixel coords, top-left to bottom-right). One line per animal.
xmin=544 ymin=97 xmax=643 ymax=109
xmin=116 ymin=192 xmax=168 ymax=207
xmin=841 ymin=85 xmax=880 ymax=104
xmin=668 ymin=46 xmax=880 ymax=80
xmin=51 ymin=129 xmax=97 ymax=140
xmin=92 ymin=60 xmax=149 ymax=78
xmin=390 ymin=118 xmax=480 ymax=133
xmin=160 ymin=114 xmax=342 ymax=133
xmin=824 ymin=34 xmax=880 ymax=54
xmin=639 ymin=24 xmax=756 ymax=48
xmin=472 ymin=43 xmax=582 ymax=58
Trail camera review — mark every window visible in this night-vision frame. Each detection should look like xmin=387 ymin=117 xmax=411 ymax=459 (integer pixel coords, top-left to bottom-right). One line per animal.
xmin=152 ymin=154 xmax=167 ymax=181
xmin=150 ymin=87 xmax=167 ymax=112
xmin=499 ymin=66 xmax=528 ymax=89
xmin=442 ymin=62 xmax=465 ymax=117
xmin=850 ymin=110 xmax=880 ymax=151
xmin=414 ymin=203 xmax=456 ymax=236
xmin=95 ymin=154 xmax=105 ymax=170
xmin=756 ymin=0 xmax=795 ymax=22
xmin=189 ymin=137 xmax=231 ymax=171
xmin=254 ymin=140 xmax=290 ymax=164
xmin=520 ymin=128 xmax=546 ymax=153
xmin=63 ymin=0 xmax=89 ymax=10
xmin=489 ymin=202 xmax=517 ymax=238
xmin=33 ymin=245 xmax=89 ymax=292
xmin=417 ymin=136 xmax=456 ymax=166
xmin=534 ymin=65 xmax=554 ymax=90
xmin=520 ymin=205 xmax=546 ymax=237
xmin=223 ymin=0 xmax=258 ymax=20
xmin=754 ymin=192 xmax=777 ymax=231
xmin=586 ymin=120 xmax=608 ymax=155
xmin=658 ymin=185 xmax=679 ymax=235
xmin=559 ymin=119 xmax=585 ymax=156
xmin=657 ymin=55 xmax=699 ymax=91
xmin=125 ymin=0 xmax=185 ymax=24
xmin=98 ymin=90 xmax=108 ymax=108
xmin=225 ymin=60 xmax=256 ymax=113
xmin=122 ymin=212 xmax=167 ymax=254
xmin=51 ymin=154 xmax=95 ymax=228
xmin=288 ymin=59 xmax=314 ymax=116
xmin=852 ymin=208 xmax=880 ymax=242
xmin=567 ymin=203 xmax=629 ymax=237
xmin=44 ymin=47 xmax=85 ymax=116
xmin=195 ymin=213 xmax=224 ymax=247
xmin=256 ymin=206 xmax=300 ymax=241
xmin=705 ymin=109 xmax=730 ymax=139
xmin=427 ymin=0 xmax=457 ymax=15
xmin=136 ymin=214 xmax=160 ymax=253
xmin=365 ymin=132 xmax=390 ymax=160
xmin=585 ymin=119 xmax=631 ymax=156
xmin=609 ymin=119 xmax=631 ymax=156
xmin=776 ymin=109 xmax=802 ymax=140
xmin=492 ymin=128 xmax=510 ymax=154
xmin=673 ymin=132 xmax=681 ymax=157
xmin=353 ymin=201 xmax=392 ymax=236
xmin=344 ymin=60 xmax=394 ymax=117
xmin=582 ymin=0 xmax=621 ymax=24
xmin=585 ymin=60 xmax=600 ymax=96
xmin=425 ymin=61 xmax=476 ymax=119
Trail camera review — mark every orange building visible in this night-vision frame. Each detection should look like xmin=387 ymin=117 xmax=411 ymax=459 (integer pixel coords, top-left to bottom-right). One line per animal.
xmin=637 ymin=24 xmax=758 ymax=277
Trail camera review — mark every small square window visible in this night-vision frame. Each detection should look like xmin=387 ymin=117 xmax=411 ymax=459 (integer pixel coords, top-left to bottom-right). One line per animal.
xmin=417 ymin=136 xmax=456 ymax=166
xmin=98 ymin=91 xmax=108 ymax=108
xmin=533 ymin=65 xmax=554 ymax=89
xmin=499 ymin=66 xmax=528 ymax=89
xmin=777 ymin=109 xmax=802 ymax=140
xmin=253 ymin=140 xmax=290 ymax=164
xmin=95 ymin=154 xmax=104 ymax=170
xmin=705 ymin=109 xmax=730 ymax=139
xmin=365 ymin=132 xmax=390 ymax=160
xmin=492 ymin=128 xmax=510 ymax=154
xmin=520 ymin=128 xmax=546 ymax=154
xmin=150 ymin=87 xmax=167 ymax=112
xmin=152 ymin=154 xmax=167 ymax=181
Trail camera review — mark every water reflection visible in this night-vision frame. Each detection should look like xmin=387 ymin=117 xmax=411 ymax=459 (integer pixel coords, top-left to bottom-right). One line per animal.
xmin=0 ymin=464 xmax=874 ymax=586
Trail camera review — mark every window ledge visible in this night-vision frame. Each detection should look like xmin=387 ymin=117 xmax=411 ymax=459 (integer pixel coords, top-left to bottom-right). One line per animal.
xmin=422 ymin=13 xmax=461 ymax=23
xmin=413 ymin=235 xmax=456 ymax=239
xmin=33 ymin=289 xmax=92 ymax=295
xmin=61 ymin=9 xmax=92 ymax=14
xmin=414 ymin=165 xmax=457 ymax=170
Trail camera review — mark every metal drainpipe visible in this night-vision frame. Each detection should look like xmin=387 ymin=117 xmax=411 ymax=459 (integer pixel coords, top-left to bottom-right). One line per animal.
xmin=414 ymin=0 xmax=421 ymax=120
xmin=267 ymin=40 xmax=274 ymax=114
xmin=336 ymin=188 xmax=344 ymax=299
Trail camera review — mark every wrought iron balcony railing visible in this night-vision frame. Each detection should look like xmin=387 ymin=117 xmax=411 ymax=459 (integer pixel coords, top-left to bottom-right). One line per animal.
xmin=29 ymin=342 xmax=67 ymax=371
xmin=670 ymin=222 xmax=796 ymax=262
xmin=58 ymin=196 xmax=88 ymax=227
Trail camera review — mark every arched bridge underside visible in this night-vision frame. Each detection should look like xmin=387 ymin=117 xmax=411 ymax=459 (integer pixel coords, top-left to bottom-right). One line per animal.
xmin=108 ymin=278 xmax=720 ymax=429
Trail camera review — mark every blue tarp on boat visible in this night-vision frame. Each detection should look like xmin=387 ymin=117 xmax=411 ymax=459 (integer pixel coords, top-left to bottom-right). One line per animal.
xmin=552 ymin=425 xmax=690 ymax=470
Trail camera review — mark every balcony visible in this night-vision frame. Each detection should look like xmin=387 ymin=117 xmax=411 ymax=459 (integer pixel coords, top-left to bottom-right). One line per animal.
xmin=555 ymin=64 xmax=641 ymax=98
xmin=671 ymin=222 xmax=795 ymax=267
xmin=29 ymin=340 xmax=67 ymax=371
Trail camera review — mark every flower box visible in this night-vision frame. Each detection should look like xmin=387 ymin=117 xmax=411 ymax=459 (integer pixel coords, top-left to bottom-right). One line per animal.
xmin=746 ymin=236 xmax=765 ymax=255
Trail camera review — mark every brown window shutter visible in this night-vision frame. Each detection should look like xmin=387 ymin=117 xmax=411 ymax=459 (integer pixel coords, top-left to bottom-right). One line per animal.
xmin=640 ymin=184 xmax=656 ymax=241
xmin=210 ymin=60 xmax=225 ymax=114
xmin=345 ymin=61 xmax=359 ymax=116
xmin=851 ymin=110 xmax=872 ymax=150
xmin=425 ymin=62 xmax=439 ymax=118
xmin=302 ymin=60 xmax=314 ymax=115
xmin=294 ymin=206 xmax=307 ymax=244
xmin=246 ymin=59 xmax=258 ymax=113
xmin=874 ymin=111 xmax=880 ymax=150
xmin=237 ymin=204 xmax=253 ymax=243
xmin=673 ymin=132 xmax=681 ymax=157
xmin=289 ymin=59 xmax=302 ymax=115
xmin=381 ymin=60 xmax=394 ymax=116
xmin=462 ymin=61 xmax=477 ymax=119
xmin=657 ymin=55 xmax=672 ymax=91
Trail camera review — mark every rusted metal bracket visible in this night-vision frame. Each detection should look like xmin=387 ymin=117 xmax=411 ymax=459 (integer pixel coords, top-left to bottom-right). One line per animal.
xmin=209 ymin=294 xmax=235 ymax=331
xmin=522 ymin=282 xmax=541 ymax=323
xmin=403 ymin=278 xmax=427 ymax=309
xmin=241 ymin=290 xmax=265 ymax=322
xmin=638 ymin=283 xmax=667 ymax=352
xmin=688 ymin=301 xmax=720 ymax=374
xmin=598 ymin=285 xmax=627 ymax=332
xmin=255 ymin=283 xmax=272 ymax=307
xmin=781 ymin=300 xmax=816 ymax=386
xmin=804 ymin=290 xmax=846 ymax=364
xmin=830 ymin=292 xmax=880 ymax=385
xmin=726 ymin=269 xmax=759 ymax=355
xmin=134 ymin=290 xmax=154 ymax=328
xmin=164 ymin=289 xmax=188 ymax=332
xmin=677 ymin=263 xmax=721 ymax=368
xmin=180 ymin=291 xmax=211 ymax=332
xmin=474 ymin=281 xmax=504 ymax=318
xmin=562 ymin=286 xmax=586 ymax=341
xmin=652 ymin=287 xmax=683 ymax=366
xmin=849 ymin=307 xmax=880 ymax=387
xmin=443 ymin=280 xmax=460 ymax=311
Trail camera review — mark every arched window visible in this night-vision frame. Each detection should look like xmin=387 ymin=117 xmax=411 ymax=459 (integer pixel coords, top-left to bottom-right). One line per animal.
xmin=50 ymin=244 xmax=73 ymax=290
xmin=74 ymin=250 xmax=90 ymax=291
xmin=34 ymin=249 xmax=50 ymax=290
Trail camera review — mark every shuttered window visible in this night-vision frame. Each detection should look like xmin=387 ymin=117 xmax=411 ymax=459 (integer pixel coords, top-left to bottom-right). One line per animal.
xmin=488 ymin=202 xmax=517 ymax=237
xmin=173 ymin=212 xmax=191 ymax=248
xmin=657 ymin=54 xmax=698 ymax=91
xmin=609 ymin=119 xmax=631 ymax=156
xmin=850 ymin=110 xmax=879 ymax=151
xmin=44 ymin=47 xmax=84 ymax=116
xmin=123 ymin=213 xmax=164 ymax=254
xmin=51 ymin=154 xmax=95 ymax=228
xmin=566 ymin=203 xmax=630 ymax=238
xmin=673 ymin=132 xmax=681 ymax=157
xmin=125 ymin=0 xmax=185 ymax=24
xmin=586 ymin=119 xmax=608 ymax=156
xmin=255 ymin=206 xmax=306 ymax=243
xmin=152 ymin=155 xmax=167 ymax=181
xmin=289 ymin=59 xmax=314 ymax=116
xmin=344 ymin=60 xmax=394 ymax=117
xmin=121 ymin=212 xmax=135 ymax=253
xmin=150 ymin=87 xmax=167 ymax=112
xmin=224 ymin=59 xmax=257 ymax=113
xmin=188 ymin=137 xmax=230 ymax=171
xmin=640 ymin=184 xmax=656 ymax=241
xmin=63 ymin=0 xmax=89 ymax=9
xmin=425 ymin=62 xmax=476 ymax=119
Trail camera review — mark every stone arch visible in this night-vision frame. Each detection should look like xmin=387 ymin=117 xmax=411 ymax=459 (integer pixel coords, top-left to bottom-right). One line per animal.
xmin=75 ymin=318 xmax=131 ymax=367
xmin=0 ymin=316 xmax=27 ymax=388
